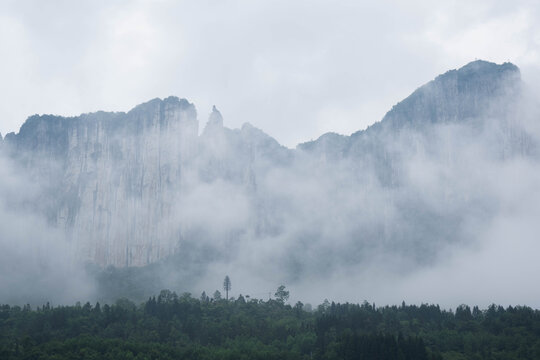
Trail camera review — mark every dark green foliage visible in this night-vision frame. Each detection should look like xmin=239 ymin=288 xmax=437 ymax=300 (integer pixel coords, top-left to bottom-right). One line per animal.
xmin=1 ymin=295 xmax=539 ymax=360
xmin=275 ymin=285 xmax=290 ymax=304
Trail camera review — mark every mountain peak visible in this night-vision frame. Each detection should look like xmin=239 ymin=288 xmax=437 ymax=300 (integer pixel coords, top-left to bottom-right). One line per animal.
xmin=202 ymin=105 xmax=224 ymax=136
xmin=457 ymin=59 xmax=519 ymax=75
xmin=128 ymin=96 xmax=196 ymax=116
xmin=379 ymin=60 xmax=521 ymax=129
xmin=209 ymin=105 xmax=224 ymax=126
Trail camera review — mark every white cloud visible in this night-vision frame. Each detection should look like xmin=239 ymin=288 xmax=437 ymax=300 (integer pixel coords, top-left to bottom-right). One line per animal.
xmin=424 ymin=6 xmax=540 ymax=66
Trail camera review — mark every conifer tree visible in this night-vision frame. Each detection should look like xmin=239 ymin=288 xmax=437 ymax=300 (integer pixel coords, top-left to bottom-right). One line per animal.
xmin=223 ymin=275 xmax=231 ymax=300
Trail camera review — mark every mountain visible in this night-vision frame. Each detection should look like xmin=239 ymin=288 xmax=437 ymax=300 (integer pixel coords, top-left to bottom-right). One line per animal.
xmin=299 ymin=60 xmax=522 ymax=158
xmin=2 ymin=96 xmax=291 ymax=267
xmin=1 ymin=60 xmax=533 ymax=271
xmin=380 ymin=60 xmax=520 ymax=128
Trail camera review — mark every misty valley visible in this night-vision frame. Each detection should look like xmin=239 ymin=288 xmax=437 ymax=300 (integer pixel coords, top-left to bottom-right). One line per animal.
xmin=2 ymin=60 xmax=540 ymax=359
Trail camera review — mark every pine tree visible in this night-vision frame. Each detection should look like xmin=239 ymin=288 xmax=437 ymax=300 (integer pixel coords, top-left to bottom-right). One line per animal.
xmin=223 ymin=275 xmax=231 ymax=300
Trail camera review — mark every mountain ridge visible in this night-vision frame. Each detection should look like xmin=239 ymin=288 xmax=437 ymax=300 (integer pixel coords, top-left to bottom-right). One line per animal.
xmin=2 ymin=60 xmax=521 ymax=155
xmin=0 ymin=59 xmax=529 ymax=268
xmin=298 ymin=60 xmax=521 ymax=154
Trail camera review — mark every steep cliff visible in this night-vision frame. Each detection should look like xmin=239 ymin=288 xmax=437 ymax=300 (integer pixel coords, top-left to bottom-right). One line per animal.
xmin=298 ymin=60 xmax=529 ymax=187
xmin=4 ymin=96 xmax=293 ymax=267
xmin=5 ymin=97 xmax=199 ymax=266
xmin=4 ymin=60 xmax=533 ymax=269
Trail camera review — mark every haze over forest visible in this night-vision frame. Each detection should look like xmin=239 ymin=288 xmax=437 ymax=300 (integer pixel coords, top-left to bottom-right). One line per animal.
xmin=1 ymin=59 xmax=540 ymax=310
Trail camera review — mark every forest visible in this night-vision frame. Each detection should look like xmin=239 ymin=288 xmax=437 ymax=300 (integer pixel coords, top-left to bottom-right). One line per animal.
xmin=1 ymin=287 xmax=540 ymax=360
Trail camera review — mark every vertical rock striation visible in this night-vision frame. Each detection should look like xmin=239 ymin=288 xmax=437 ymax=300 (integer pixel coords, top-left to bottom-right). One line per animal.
xmin=6 ymin=97 xmax=199 ymax=266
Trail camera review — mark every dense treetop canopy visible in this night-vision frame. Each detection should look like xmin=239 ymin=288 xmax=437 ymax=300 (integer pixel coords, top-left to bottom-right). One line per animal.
xmin=1 ymin=289 xmax=540 ymax=359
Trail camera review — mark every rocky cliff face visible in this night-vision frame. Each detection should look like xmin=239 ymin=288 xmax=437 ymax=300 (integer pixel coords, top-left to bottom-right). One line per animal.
xmin=3 ymin=96 xmax=292 ymax=267
xmin=380 ymin=60 xmax=520 ymax=128
xmin=299 ymin=60 xmax=522 ymax=157
xmin=298 ymin=60 xmax=529 ymax=185
xmin=2 ymin=60 xmax=533 ymax=268
xmin=5 ymin=97 xmax=200 ymax=266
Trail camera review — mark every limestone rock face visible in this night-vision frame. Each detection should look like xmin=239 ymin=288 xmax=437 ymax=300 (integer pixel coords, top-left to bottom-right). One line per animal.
xmin=6 ymin=97 xmax=200 ymax=266
xmin=380 ymin=60 xmax=521 ymax=129
xmin=2 ymin=60 xmax=532 ymax=269
xmin=300 ymin=61 xmax=522 ymax=155
xmin=3 ymin=96 xmax=292 ymax=267
xmin=298 ymin=60 xmax=527 ymax=176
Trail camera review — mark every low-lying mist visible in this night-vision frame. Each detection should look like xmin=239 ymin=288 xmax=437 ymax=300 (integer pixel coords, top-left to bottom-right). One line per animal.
xmin=1 ymin=66 xmax=540 ymax=310
xmin=191 ymin=109 xmax=540 ymax=309
xmin=0 ymin=154 xmax=95 ymax=305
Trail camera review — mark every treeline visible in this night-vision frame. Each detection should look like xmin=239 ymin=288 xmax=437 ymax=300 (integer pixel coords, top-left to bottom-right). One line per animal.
xmin=1 ymin=291 xmax=540 ymax=359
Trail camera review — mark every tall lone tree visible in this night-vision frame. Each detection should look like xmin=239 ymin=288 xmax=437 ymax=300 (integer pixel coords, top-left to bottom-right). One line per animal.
xmin=223 ymin=275 xmax=231 ymax=300
xmin=275 ymin=285 xmax=289 ymax=304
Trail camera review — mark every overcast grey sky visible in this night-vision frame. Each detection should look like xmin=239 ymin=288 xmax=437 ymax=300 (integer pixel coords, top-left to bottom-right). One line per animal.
xmin=1 ymin=0 xmax=539 ymax=147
